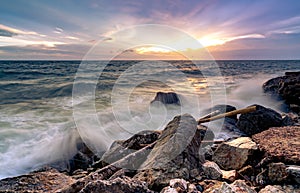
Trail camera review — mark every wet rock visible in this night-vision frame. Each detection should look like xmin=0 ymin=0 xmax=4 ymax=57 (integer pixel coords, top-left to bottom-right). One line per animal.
xmin=237 ymin=105 xmax=283 ymax=136
xmin=252 ymin=126 xmax=300 ymax=164
xmin=151 ymin=92 xmax=180 ymax=105
xmin=99 ymin=130 xmax=160 ymax=168
xmin=221 ymin=169 xmax=237 ymax=182
xmin=134 ymin=114 xmax=206 ymax=190
xmin=286 ymin=165 xmax=300 ymax=184
xmin=78 ymin=176 xmax=155 ymax=193
xmin=263 ymin=71 xmax=300 ymax=113
xmin=202 ymin=161 xmax=223 ymax=180
xmin=0 ymin=167 xmax=75 ymax=192
xmin=212 ymin=137 xmax=258 ymax=170
xmin=259 ymin=185 xmax=300 ymax=193
xmin=267 ymin=162 xmax=288 ymax=183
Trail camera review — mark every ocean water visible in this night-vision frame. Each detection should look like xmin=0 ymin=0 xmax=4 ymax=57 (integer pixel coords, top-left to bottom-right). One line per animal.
xmin=0 ymin=60 xmax=299 ymax=179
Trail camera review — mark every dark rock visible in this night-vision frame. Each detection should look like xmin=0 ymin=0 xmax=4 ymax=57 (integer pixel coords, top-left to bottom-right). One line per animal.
xmin=78 ymin=176 xmax=155 ymax=193
xmin=134 ymin=114 xmax=206 ymax=190
xmin=286 ymin=165 xmax=300 ymax=184
xmin=252 ymin=126 xmax=300 ymax=164
xmin=208 ymin=104 xmax=237 ymax=121
xmin=0 ymin=167 xmax=75 ymax=192
xmin=237 ymin=104 xmax=283 ymax=136
xmin=202 ymin=161 xmax=223 ymax=180
xmin=212 ymin=137 xmax=258 ymax=170
xmin=99 ymin=130 xmax=160 ymax=169
xmin=151 ymin=92 xmax=180 ymax=105
xmin=263 ymin=71 xmax=300 ymax=113
xmin=69 ymin=138 xmax=97 ymax=174
xmin=267 ymin=162 xmax=288 ymax=183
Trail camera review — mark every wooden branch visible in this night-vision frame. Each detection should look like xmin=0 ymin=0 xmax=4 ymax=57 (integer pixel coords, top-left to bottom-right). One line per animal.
xmin=198 ymin=105 xmax=256 ymax=124
xmin=199 ymin=110 xmax=220 ymax=120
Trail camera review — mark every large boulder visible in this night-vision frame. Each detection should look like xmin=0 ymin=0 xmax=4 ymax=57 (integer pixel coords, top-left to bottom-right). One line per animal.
xmin=237 ymin=105 xmax=283 ymax=136
xmin=151 ymin=92 xmax=180 ymax=105
xmin=134 ymin=114 xmax=207 ymax=190
xmin=212 ymin=137 xmax=258 ymax=170
xmin=0 ymin=167 xmax=75 ymax=192
xmin=252 ymin=126 xmax=300 ymax=164
xmin=263 ymin=71 xmax=300 ymax=113
xmin=98 ymin=130 xmax=160 ymax=169
xmin=78 ymin=176 xmax=155 ymax=193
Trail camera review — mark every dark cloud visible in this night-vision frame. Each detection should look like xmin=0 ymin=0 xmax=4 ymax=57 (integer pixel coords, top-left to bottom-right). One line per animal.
xmin=0 ymin=28 xmax=18 ymax=37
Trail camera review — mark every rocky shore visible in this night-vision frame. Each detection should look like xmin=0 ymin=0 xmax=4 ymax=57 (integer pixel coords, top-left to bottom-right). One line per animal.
xmin=0 ymin=73 xmax=299 ymax=193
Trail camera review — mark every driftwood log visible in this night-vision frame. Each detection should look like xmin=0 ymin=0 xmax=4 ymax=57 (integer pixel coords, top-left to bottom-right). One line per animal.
xmin=198 ymin=106 xmax=257 ymax=124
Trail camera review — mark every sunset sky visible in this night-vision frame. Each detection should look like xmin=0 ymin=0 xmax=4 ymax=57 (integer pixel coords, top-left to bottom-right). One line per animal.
xmin=1 ymin=0 xmax=300 ymax=60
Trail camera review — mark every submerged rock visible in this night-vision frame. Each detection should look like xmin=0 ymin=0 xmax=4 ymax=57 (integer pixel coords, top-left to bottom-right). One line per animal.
xmin=134 ymin=114 xmax=206 ymax=190
xmin=212 ymin=137 xmax=258 ymax=170
xmin=252 ymin=126 xmax=300 ymax=164
xmin=237 ymin=105 xmax=283 ymax=136
xmin=151 ymin=92 xmax=180 ymax=105
xmin=0 ymin=167 xmax=75 ymax=192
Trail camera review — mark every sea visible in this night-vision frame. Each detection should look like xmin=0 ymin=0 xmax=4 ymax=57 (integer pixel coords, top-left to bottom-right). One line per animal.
xmin=0 ymin=60 xmax=299 ymax=179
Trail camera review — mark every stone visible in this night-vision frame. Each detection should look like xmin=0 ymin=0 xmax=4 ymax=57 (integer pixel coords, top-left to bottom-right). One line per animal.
xmin=212 ymin=137 xmax=258 ymax=170
xmin=286 ymin=165 xmax=300 ymax=184
xmin=267 ymin=162 xmax=288 ymax=183
xmin=202 ymin=161 xmax=223 ymax=180
xmin=202 ymin=180 xmax=256 ymax=193
xmin=237 ymin=105 xmax=283 ymax=136
xmin=0 ymin=167 xmax=75 ymax=192
xmin=78 ymin=176 xmax=155 ymax=193
xmin=151 ymin=92 xmax=180 ymax=105
xmin=221 ymin=169 xmax=237 ymax=182
xmin=263 ymin=71 xmax=300 ymax=113
xmin=161 ymin=179 xmax=199 ymax=193
xmin=99 ymin=130 xmax=160 ymax=168
xmin=252 ymin=126 xmax=300 ymax=164
xmin=134 ymin=114 xmax=206 ymax=191
xmin=259 ymin=185 xmax=300 ymax=193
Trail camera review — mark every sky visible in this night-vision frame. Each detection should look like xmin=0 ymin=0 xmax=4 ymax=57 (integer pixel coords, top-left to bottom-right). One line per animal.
xmin=0 ymin=0 xmax=300 ymax=60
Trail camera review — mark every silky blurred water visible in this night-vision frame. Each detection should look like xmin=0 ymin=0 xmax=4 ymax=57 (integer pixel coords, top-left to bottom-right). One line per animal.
xmin=0 ymin=60 xmax=299 ymax=179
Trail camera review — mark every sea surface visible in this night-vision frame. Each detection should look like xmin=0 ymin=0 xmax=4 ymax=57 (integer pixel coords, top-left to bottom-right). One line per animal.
xmin=0 ymin=60 xmax=299 ymax=179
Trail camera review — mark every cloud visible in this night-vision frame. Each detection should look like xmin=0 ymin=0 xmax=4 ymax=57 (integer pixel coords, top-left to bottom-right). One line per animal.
xmin=0 ymin=24 xmax=39 ymax=37
xmin=54 ymin=27 xmax=64 ymax=34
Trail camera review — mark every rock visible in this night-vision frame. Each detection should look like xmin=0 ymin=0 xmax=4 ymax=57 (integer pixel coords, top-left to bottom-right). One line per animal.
xmin=69 ymin=138 xmax=98 ymax=173
xmin=286 ymin=165 xmax=300 ymax=184
xmin=252 ymin=126 xmax=300 ymax=164
xmin=202 ymin=161 xmax=223 ymax=180
xmin=160 ymin=179 xmax=199 ymax=193
xmin=78 ymin=176 xmax=155 ymax=193
xmin=259 ymin=185 xmax=300 ymax=193
xmin=134 ymin=114 xmax=206 ymax=191
xmin=263 ymin=71 xmax=300 ymax=113
xmin=212 ymin=137 xmax=258 ymax=170
xmin=267 ymin=162 xmax=288 ymax=183
xmin=208 ymin=104 xmax=238 ymax=121
xmin=221 ymin=169 xmax=237 ymax=182
xmin=237 ymin=105 xmax=283 ymax=136
xmin=151 ymin=92 xmax=180 ymax=105
xmin=0 ymin=167 xmax=75 ymax=192
xmin=199 ymin=180 xmax=223 ymax=193
xmin=99 ymin=130 xmax=160 ymax=168
xmin=202 ymin=180 xmax=256 ymax=193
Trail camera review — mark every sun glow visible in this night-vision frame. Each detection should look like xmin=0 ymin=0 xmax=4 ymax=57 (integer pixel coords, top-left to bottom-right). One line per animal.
xmin=135 ymin=46 xmax=171 ymax=54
